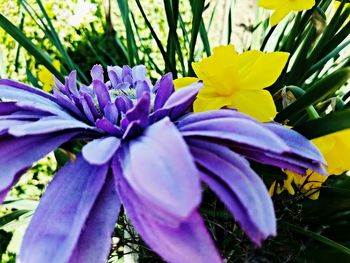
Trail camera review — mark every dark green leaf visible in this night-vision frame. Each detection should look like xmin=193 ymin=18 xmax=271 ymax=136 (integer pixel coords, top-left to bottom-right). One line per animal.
xmin=293 ymin=107 xmax=350 ymax=139
xmin=283 ymin=222 xmax=350 ymax=256
xmin=0 ymin=210 xmax=30 ymax=228
xmin=276 ymin=67 xmax=350 ymax=122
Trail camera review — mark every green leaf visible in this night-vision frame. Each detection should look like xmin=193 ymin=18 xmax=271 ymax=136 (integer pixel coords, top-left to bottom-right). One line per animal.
xmin=188 ymin=0 xmax=205 ymax=75
xmin=275 ymin=67 xmax=350 ymax=122
xmin=134 ymin=0 xmax=173 ymax=72
xmin=54 ymin=149 xmax=71 ymax=168
xmin=25 ymin=67 xmax=39 ymax=88
xmin=283 ymin=222 xmax=350 ymax=256
xmin=293 ymin=108 xmax=350 ymax=139
xmin=0 ymin=230 xmax=12 ymax=257
xmin=117 ymin=0 xmax=139 ymax=66
xmin=0 ymin=210 xmax=30 ymax=229
xmin=0 ymin=13 xmax=64 ymax=82
xmin=306 ymin=39 xmax=350 ymax=79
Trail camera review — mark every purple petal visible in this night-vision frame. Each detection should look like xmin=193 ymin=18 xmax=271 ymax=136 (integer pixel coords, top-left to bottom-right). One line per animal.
xmin=68 ymin=174 xmax=121 ymax=263
xmin=132 ymin=65 xmax=146 ymax=81
xmin=189 ymin=139 xmax=276 ymax=245
xmin=103 ymin=102 xmax=119 ymax=124
xmin=237 ymin=147 xmax=326 ymax=175
xmin=95 ymin=118 xmax=123 ymax=136
xmin=0 ymin=102 xmax=23 ymax=115
xmin=80 ymin=95 xmax=95 ymax=123
xmin=177 ymin=109 xmax=252 ymax=128
xmin=150 ymin=81 xmax=202 ymax=122
xmin=0 ymin=171 xmax=24 ymax=203
xmin=83 ymin=93 xmax=101 ymax=119
xmin=179 ymin=113 xmax=289 ymax=154
xmin=122 ymin=120 xmax=145 ymax=140
xmin=124 ymin=92 xmax=150 ymax=129
xmin=0 ymin=120 xmax=32 ymax=133
xmin=79 ymin=84 xmax=94 ymax=96
xmin=93 ymin=80 xmax=111 ymax=111
xmin=53 ymin=75 xmax=67 ymax=94
xmin=263 ymin=122 xmax=327 ymax=165
xmin=82 ymin=137 xmax=121 ymax=165
xmin=19 ymin=155 xmax=109 ymax=263
xmin=0 ymin=110 xmax=50 ymax=120
xmin=67 ymin=71 xmax=79 ymax=97
xmin=52 ymin=88 xmax=86 ymax=119
xmin=113 ymin=157 xmax=184 ymax=226
xmin=0 ymin=79 xmax=58 ymax=101
xmin=107 ymin=66 xmax=122 ymax=88
xmin=0 ymin=79 xmax=72 ymax=118
xmin=115 ymin=96 xmax=133 ymax=113
xmin=153 ymin=73 xmax=174 ymax=111
xmin=119 ymin=117 xmax=201 ymax=222
xmin=135 ymin=80 xmax=151 ymax=99
xmin=0 ymin=132 xmax=78 ymax=201
xmin=91 ymin=64 xmax=104 ymax=82
xmin=8 ymin=116 xmax=95 ymax=136
xmin=117 ymin=177 xmax=222 ymax=263
xmin=122 ymin=65 xmax=133 ymax=84
xmin=115 ymin=82 xmax=130 ymax=90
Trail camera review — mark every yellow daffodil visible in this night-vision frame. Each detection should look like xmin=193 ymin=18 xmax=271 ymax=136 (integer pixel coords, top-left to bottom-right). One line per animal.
xmin=37 ymin=60 xmax=60 ymax=92
xmin=174 ymin=45 xmax=289 ymax=122
xmin=258 ymin=0 xmax=316 ymax=26
xmin=312 ymin=128 xmax=350 ymax=175
xmin=271 ymin=129 xmax=350 ymax=199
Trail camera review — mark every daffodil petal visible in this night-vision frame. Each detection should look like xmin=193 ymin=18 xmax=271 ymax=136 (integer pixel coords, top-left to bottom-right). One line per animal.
xmin=270 ymin=8 xmax=291 ymax=27
xmin=289 ymin=0 xmax=315 ymax=11
xmin=312 ymin=129 xmax=350 ymax=175
xmin=173 ymin=77 xmax=199 ymax=90
xmin=238 ymin=51 xmax=289 ymax=89
xmin=194 ymin=96 xmax=231 ymax=112
xmin=229 ymin=90 xmax=277 ymax=122
xmin=258 ymin=0 xmax=281 ymax=9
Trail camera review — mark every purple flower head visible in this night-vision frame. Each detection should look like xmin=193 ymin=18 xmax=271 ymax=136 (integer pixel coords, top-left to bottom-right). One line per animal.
xmin=0 ymin=64 xmax=326 ymax=263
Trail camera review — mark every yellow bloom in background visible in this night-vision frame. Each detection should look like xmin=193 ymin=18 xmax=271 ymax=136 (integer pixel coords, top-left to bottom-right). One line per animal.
xmin=174 ymin=45 xmax=289 ymax=122
xmin=312 ymin=128 xmax=350 ymax=175
xmin=271 ymin=129 xmax=350 ymax=199
xmin=37 ymin=60 xmax=60 ymax=92
xmin=283 ymin=170 xmax=328 ymax=200
xmin=258 ymin=0 xmax=316 ymax=26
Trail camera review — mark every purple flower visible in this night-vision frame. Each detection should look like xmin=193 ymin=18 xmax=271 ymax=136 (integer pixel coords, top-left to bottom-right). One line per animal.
xmin=0 ymin=64 xmax=326 ymax=263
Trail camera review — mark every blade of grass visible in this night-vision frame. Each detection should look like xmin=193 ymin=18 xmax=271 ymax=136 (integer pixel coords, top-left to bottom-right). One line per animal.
xmin=275 ymin=67 xmax=350 ymax=122
xmin=283 ymin=222 xmax=350 ymax=256
xmin=116 ymin=0 xmax=139 ymax=66
xmin=293 ymin=107 xmax=350 ymax=139
xmin=188 ymin=0 xmax=205 ymax=75
xmin=134 ymin=0 xmax=174 ymax=73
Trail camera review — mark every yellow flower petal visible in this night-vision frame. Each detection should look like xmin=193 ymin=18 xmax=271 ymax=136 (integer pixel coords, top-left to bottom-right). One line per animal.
xmin=259 ymin=0 xmax=315 ymax=26
xmin=190 ymin=45 xmax=287 ymax=121
xmin=228 ymin=89 xmax=277 ymax=122
xmin=193 ymin=96 xmax=231 ymax=112
xmin=284 ymin=170 xmax=327 ymax=200
xmin=237 ymin=50 xmax=289 ymax=89
xmin=192 ymin=45 xmax=239 ymax=96
xmin=269 ymin=181 xmax=277 ymax=196
xmin=173 ymin=77 xmax=199 ymax=90
xmin=258 ymin=0 xmax=281 ymax=9
xmin=312 ymin=129 xmax=350 ymax=175
xmin=270 ymin=8 xmax=291 ymax=26
xmin=37 ymin=60 xmax=60 ymax=92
